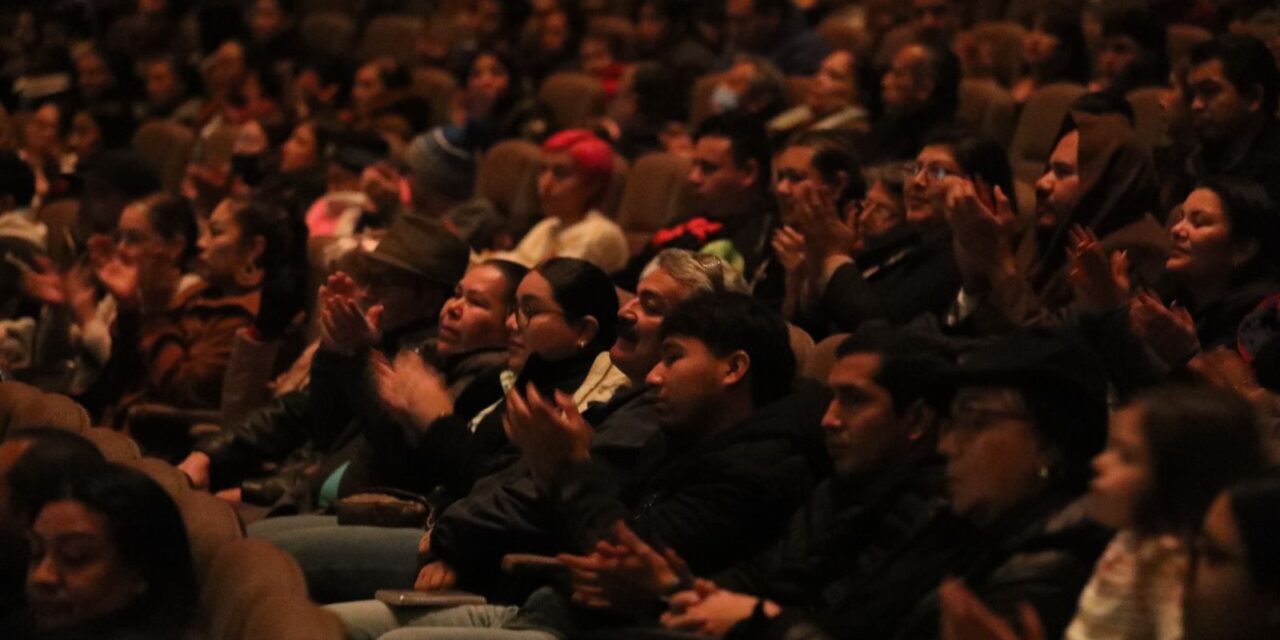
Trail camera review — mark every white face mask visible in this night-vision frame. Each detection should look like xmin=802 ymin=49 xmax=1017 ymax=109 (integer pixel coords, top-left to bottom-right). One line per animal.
xmin=711 ymin=84 xmax=740 ymax=113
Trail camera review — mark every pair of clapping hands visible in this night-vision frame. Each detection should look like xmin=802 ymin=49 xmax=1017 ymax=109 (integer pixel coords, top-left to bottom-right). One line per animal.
xmin=556 ymin=520 xmax=781 ymax=638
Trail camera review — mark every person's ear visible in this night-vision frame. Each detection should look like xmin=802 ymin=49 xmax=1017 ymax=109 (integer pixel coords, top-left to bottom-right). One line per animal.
xmin=163 ymin=234 xmax=187 ymax=264
xmin=721 ymin=350 xmax=751 ymax=388
xmin=915 ymin=75 xmax=935 ymax=104
xmin=1245 ymin=82 xmax=1265 ymax=115
xmin=740 ymin=158 xmax=760 ymax=189
xmin=246 ymin=234 xmax=267 ymax=266
xmin=1233 ymin=238 xmax=1260 ymax=269
xmin=574 ymin=316 xmax=600 ymax=349
xmin=902 ymin=399 xmax=936 ymax=442
xmin=832 ymin=170 xmax=850 ymax=199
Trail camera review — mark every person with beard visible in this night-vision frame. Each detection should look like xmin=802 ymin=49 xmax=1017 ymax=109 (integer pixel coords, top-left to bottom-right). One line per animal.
xmin=945 ymin=109 xmax=1168 ymax=335
xmin=1158 ymin=34 xmax=1280 ymax=210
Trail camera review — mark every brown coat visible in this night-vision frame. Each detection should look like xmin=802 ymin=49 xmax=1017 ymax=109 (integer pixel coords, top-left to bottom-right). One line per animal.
xmin=120 ymin=282 xmax=261 ymax=411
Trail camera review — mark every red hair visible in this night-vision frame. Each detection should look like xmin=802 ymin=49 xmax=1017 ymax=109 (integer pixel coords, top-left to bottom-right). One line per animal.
xmin=542 ymin=129 xmax=614 ymax=184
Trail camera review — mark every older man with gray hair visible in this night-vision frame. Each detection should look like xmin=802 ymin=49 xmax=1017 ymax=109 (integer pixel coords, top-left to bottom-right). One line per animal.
xmin=329 ymin=249 xmax=749 ymax=635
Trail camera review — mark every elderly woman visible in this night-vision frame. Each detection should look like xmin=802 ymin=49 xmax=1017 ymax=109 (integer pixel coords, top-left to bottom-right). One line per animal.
xmin=497 ymin=130 xmax=628 ymax=274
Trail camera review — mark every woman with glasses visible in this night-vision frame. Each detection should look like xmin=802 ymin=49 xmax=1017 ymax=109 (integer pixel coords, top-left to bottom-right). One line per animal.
xmin=776 ymin=128 xmax=1010 ymax=336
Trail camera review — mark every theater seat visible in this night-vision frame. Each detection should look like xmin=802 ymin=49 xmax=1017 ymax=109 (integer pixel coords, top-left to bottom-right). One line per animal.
xmin=615 ymin=152 xmax=695 ymax=254
xmin=359 ymin=14 xmax=424 ymax=62
xmin=128 ymin=456 xmax=191 ymax=496
xmin=601 ymin=154 xmax=629 ymax=219
xmin=82 ymin=427 xmax=142 ymax=463
xmin=410 ymin=66 xmax=459 ymax=129
xmin=299 ymin=11 xmax=357 ymax=62
xmin=242 ymin=591 xmax=344 ymax=640
xmin=958 ymin=78 xmax=1018 ymax=149
xmin=689 ymin=72 xmax=725 ymax=129
xmin=0 ymin=382 xmax=91 ymax=439
xmin=178 ymin=491 xmax=245 ymax=582
xmin=788 ymin=324 xmax=816 ymax=380
xmin=476 ymin=139 xmax=545 ymax=236
xmin=1167 ymin=24 xmax=1212 ymax=66
xmin=132 ymin=120 xmax=196 ymax=194
xmin=538 ymin=72 xmax=607 ymax=130
xmin=804 ymin=333 xmax=851 ymax=383
xmin=965 ymin=21 xmax=1027 ymax=87
xmin=200 ymin=538 xmax=310 ymax=640
xmin=1128 ymin=87 xmax=1170 ymax=151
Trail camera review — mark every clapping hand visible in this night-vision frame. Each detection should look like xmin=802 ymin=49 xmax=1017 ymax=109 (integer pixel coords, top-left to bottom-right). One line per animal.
xmin=940 ymin=578 xmax=1044 ymax=640
xmin=319 ymin=272 xmax=382 ymax=354
xmin=1066 ymin=225 xmax=1129 ymax=313
xmin=790 ymin=181 xmax=856 ymax=264
xmin=660 ymin=580 xmax=776 ymax=638
xmin=1129 ymin=292 xmax=1199 ymax=366
xmin=559 ymin=521 xmax=693 ymax=615
xmin=771 ymin=226 xmax=807 ymax=275
xmin=502 ymin=385 xmax=591 ymax=482
xmin=373 ymin=350 xmax=453 ymax=432
xmin=946 ymin=179 xmax=1017 ymax=290
xmin=18 ymin=255 xmax=67 ymax=306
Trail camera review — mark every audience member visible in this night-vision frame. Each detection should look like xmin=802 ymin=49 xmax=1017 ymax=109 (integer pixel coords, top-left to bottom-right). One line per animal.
xmin=1160 ymin=34 xmax=1280 ymax=208
xmin=722 ymin=0 xmax=829 ymax=76
xmin=1012 ymin=9 xmax=1092 ymax=104
xmin=947 ymin=109 xmax=1164 ymax=333
xmin=870 ymin=39 xmax=961 ymax=162
xmin=2 ymin=462 xmax=197 ymax=639
xmin=617 ymin=114 xmax=777 ymax=296
xmin=0 ymin=429 xmax=106 ymax=622
xmin=1092 ymin=8 xmax=1171 ymax=95
xmin=496 ymin=130 xmax=628 ymax=273
xmin=767 ymin=50 xmax=870 ymax=141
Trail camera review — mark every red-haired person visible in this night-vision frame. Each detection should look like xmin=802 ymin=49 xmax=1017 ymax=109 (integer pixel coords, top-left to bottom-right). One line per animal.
xmin=497 ymin=129 xmax=628 ymax=273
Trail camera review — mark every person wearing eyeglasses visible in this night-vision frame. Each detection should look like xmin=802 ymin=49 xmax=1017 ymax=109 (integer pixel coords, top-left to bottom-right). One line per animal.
xmin=778 ymin=129 xmax=1007 ymax=336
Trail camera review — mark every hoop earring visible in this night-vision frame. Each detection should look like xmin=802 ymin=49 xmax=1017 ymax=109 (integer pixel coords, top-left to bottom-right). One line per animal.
xmin=237 ymin=262 xmax=263 ymax=287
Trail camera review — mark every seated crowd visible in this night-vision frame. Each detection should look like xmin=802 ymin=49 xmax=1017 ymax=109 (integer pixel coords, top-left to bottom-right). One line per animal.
xmin=6 ymin=1 xmax=1280 ymax=639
